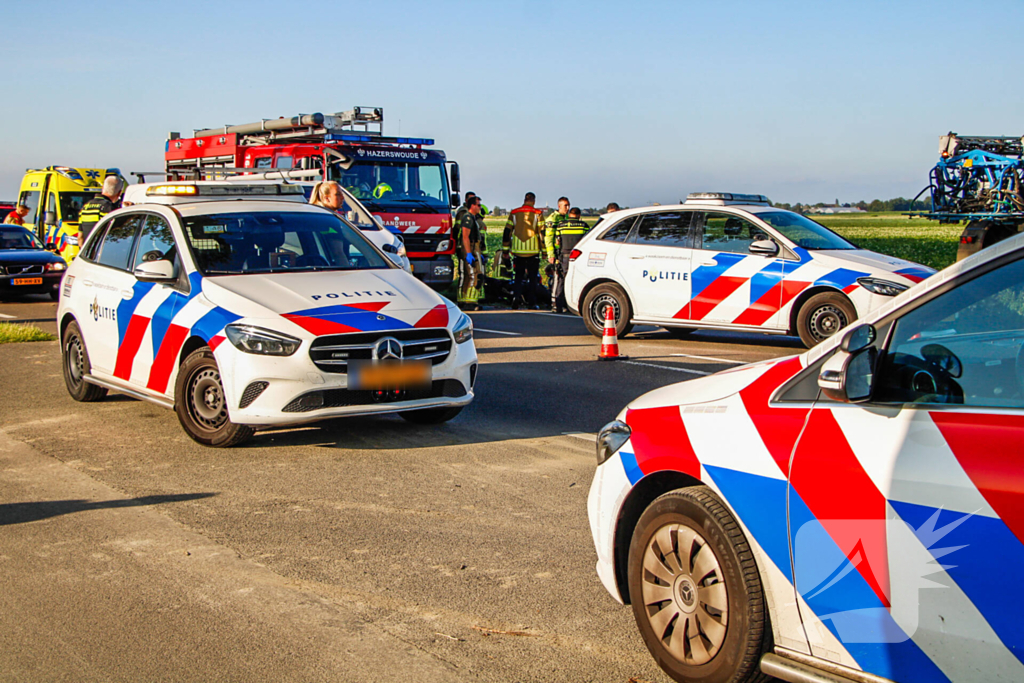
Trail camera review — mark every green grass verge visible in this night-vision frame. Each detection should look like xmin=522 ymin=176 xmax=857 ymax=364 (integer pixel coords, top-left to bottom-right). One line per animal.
xmin=0 ymin=322 xmax=56 ymax=344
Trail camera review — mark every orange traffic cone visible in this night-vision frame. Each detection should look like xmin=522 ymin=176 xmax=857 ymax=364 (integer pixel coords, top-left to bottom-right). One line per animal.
xmin=598 ymin=305 xmax=627 ymax=361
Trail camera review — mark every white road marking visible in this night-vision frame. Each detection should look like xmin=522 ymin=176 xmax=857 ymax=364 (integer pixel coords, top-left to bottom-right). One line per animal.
xmin=623 ymin=360 xmax=711 ymax=376
xmin=473 ymin=328 xmax=522 ymax=336
xmin=670 ymin=353 xmax=744 ymax=365
xmin=562 ymin=432 xmax=597 ymax=442
xmin=0 ymin=313 xmax=16 ymax=319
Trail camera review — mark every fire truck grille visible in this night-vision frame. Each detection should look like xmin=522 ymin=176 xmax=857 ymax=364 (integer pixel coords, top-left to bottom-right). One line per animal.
xmin=282 ymin=380 xmax=467 ymax=413
xmin=309 ymin=328 xmax=452 ymax=374
xmin=401 ymin=233 xmax=448 ymax=253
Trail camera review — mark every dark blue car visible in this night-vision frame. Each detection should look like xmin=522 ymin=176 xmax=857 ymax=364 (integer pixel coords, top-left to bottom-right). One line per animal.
xmin=0 ymin=225 xmax=67 ymax=300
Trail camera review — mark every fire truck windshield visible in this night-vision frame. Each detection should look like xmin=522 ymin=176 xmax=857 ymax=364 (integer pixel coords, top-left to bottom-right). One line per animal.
xmin=330 ymin=161 xmax=448 ymax=211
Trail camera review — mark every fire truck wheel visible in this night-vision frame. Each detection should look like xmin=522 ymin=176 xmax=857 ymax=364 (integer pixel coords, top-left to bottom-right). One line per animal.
xmin=400 ymin=406 xmax=463 ymax=424
xmin=796 ymin=292 xmax=856 ymax=348
xmin=583 ymin=283 xmax=634 ymax=339
xmin=62 ymin=321 xmax=107 ymax=402
xmin=175 ymin=348 xmax=254 ymax=447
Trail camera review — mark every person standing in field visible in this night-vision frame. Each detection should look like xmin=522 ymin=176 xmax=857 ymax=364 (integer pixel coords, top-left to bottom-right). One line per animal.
xmin=457 ymin=196 xmax=484 ymax=308
xmin=502 ymin=192 xmax=545 ymax=309
xmin=548 ymin=207 xmax=591 ymax=313
xmin=544 ymin=196 xmax=570 ymax=267
xmin=453 ymin=191 xmax=477 ymax=227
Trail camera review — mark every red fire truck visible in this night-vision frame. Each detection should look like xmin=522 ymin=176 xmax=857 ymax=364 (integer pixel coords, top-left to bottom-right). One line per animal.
xmin=164 ymin=107 xmax=461 ymax=287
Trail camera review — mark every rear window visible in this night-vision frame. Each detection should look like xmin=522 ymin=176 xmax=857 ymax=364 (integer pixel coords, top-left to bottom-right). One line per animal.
xmin=598 ymin=216 xmax=637 ymax=242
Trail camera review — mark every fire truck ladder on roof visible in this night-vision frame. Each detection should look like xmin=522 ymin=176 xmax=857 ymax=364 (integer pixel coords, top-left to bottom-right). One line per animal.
xmin=185 ymin=107 xmax=385 ymax=145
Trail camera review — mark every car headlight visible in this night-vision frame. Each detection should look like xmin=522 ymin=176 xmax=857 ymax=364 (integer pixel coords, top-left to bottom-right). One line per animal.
xmin=453 ymin=312 xmax=473 ymax=344
xmin=596 ymin=420 xmax=631 ymax=466
xmin=857 ymin=277 xmax=909 ymax=297
xmin=45 ymin=261 xmax=67 ymax=272
xmin=225 ymin=324 xmax=301 ymax=356
xmin=437 ymin=239 xmax=451 ymax=252
xmin=397 ymin=243 xmax=407 ymax=258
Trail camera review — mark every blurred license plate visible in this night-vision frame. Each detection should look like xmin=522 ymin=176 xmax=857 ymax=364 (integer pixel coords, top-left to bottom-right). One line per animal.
xmin=12 ymin=278 xmax=43 ymax=285
xmin=349 ymin=361 xmax=430 ymax=390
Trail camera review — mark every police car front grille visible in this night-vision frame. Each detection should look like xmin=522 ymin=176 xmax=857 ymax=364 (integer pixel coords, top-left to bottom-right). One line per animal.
xmin=308 ymin=328 xmax=453 ymax=374
xmin=282 ymin=379 xmax=467 ymax=413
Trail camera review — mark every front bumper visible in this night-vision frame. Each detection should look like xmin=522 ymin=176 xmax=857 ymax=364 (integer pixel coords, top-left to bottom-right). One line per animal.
xmin=0 ymin=272 xmax=63 ymax=296
xmin=410 ymin=256 xmax=456 ymax=287
xmin=215 ymin=331 xmax=478 ymax=426
xmin=587 ymin=443 xmax=636 ymax=605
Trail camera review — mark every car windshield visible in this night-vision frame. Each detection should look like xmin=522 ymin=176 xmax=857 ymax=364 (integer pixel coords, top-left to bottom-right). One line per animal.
xmin=181 ymin=211 xmax=391 ymax=275
xmin=330 ymin=161 xmax=448 ymax=211
xmin=756 ymin=211 xmax=856 ymax=250
xmin=0 ymin=227 xmax=43 ymax=250
xmin=59 ymin=192 xmax=98 ymax=223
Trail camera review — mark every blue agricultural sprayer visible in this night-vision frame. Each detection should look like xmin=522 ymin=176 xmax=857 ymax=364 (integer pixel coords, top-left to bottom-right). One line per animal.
xmin=911 ymin=133 xmax=1024 ymax=260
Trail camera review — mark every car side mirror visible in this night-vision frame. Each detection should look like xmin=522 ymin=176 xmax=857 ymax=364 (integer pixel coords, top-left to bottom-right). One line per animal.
xmin=840 ymin=324 xmax=876 ymax=353
xmin=748 ymin=239 xmax=778 ymax=256
xmin=44 ymin=211 xmax=57 ymax=226
xmin=133 ymin=259 xmax=176 ymax=282
xmin=818 ymin=346 xmax=877 ymax=402
xmin=45 ymin=242 xmax=59 ymax=252
xmin=450 ymin=193 xmax=461 ymax=209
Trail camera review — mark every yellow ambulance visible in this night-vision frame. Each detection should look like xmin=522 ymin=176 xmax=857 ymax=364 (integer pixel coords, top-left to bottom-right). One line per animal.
xmin=16 ymin=166 xmax=125 ymax=262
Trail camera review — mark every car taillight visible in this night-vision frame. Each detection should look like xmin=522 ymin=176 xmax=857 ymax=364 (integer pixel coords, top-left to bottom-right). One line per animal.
xmin=569 ymin=249 xmax=582 ymax=262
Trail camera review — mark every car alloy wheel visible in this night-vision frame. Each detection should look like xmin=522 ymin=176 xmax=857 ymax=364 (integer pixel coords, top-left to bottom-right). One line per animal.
xmin=187 ymin=367 xmax=228 ymax=431
xmin=808 ymin=303 xmax=847 ymax=342
xmin=640 ymin=523 xmax=728 ymax=665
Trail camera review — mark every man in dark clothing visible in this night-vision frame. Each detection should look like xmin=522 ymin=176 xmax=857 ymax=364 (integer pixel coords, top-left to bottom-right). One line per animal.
xmin=78 ymin=176 xmax=125 ymax=242
xmin=457 ymin=197 xmax=484 ymax=307
xmin=452 ymin=191 xmax=477 ymax=228
xmin=549 ymin=206 xmax=590 ymax=313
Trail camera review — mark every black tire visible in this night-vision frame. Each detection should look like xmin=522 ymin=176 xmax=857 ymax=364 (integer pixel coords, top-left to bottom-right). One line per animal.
xmin=61 ymin=320 xmax=107 ymax=402
xmin=174 ymin=348 xmax=254 ymax=447
xmin=796 ymin=291 xmax=856 ymax=348
xmin=582 ymin=283 xmax=633 ymax=338
xmin=399 ymin=406 xmax=463 ymax=424
xmin=628 ymin=487 xmax=771 ymax=683
xmin=664 ymin=326 xmax=695 ymax=339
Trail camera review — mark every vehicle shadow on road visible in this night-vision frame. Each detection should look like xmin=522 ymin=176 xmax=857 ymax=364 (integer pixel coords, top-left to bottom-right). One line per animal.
xmin=0 ymin=492 xmax=218 ymax=526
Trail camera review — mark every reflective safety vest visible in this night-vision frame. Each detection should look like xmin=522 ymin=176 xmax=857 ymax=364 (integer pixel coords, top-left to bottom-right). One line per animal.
xmin=543 ymin=211 xmax=568 ymax=256
xmin=78 ymin=195 xmax=117 ymax=240
xmin=550 ymin=218 xmax=590 ymax=256
xmin=502 ymin=205 xmax=544 ymax=257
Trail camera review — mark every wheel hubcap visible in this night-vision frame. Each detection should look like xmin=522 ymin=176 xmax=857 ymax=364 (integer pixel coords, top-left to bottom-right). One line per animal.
xmin=188 ymin=367 xmax=227 ymax=430
xmin=809 ymin=304 xmax=848 ymax=341
xmin=591 ymin=294 xmax=619 ymax=330
xmin=641 ymin=524 xmax=728 ymax=665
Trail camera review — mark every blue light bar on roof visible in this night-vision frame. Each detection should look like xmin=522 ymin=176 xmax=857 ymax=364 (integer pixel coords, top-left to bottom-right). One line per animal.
xmin=324 ymin=134 xmax=435 ymax=146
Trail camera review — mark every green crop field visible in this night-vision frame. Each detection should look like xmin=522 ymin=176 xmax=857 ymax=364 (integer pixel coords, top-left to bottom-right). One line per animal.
xmin=480 ymin=212 xmax=960 ymax=271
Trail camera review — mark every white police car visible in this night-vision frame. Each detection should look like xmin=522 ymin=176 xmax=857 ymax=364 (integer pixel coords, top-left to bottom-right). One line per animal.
xmin=57 ymin=182 xmax=476 ymax=447
xmin=566 ymin=193 xmax=934 ymax=347
xmin=589 ymin=231 xmax=1024 ymax=682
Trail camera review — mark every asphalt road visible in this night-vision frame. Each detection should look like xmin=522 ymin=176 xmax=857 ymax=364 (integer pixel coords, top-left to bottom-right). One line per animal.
xmin=0 ymin=308 xmax=801 ymax=682
xmin=0 ymin=293 xmax=58 ymax=335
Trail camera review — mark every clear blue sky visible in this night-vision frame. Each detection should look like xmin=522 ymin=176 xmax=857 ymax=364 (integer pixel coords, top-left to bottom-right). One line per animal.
xmin=2 ymin=0 xmax=1021 ymax=209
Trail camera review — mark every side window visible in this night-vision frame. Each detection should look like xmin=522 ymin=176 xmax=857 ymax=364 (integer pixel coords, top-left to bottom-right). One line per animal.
xmin=18 ymin=190 xmax=40 ymax=225
xmin=699 ymin=212 xmax=772 ymax=255
xmin=633 ymin=212 xmax=693 ymax=248
xmin=132 ymin=215 xmax=178 ymax=272
xmin=875 ymin=256 xmax=1024 ymax=408
xmin=598 ymin=216 xmax=637 ymax=242
xmin=254 ymin=157 xmax=272 ymax=169
xmin=274 ymin=156 xmax=293 ymax=169
xmin=81 ymin=225 xmax=107 ymax=261
xmin=47 ymin=192 xmax=58 ymax=220
xmin=96 ymin=215 xmax=142 ymax=271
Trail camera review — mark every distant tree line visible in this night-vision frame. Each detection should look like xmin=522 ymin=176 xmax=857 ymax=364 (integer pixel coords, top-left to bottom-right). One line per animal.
xmin=772 ymin=198 xmax=932 ymax=213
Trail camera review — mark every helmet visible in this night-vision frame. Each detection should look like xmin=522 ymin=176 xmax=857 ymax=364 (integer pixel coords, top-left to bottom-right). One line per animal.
xmin=480 ymin=204 xmax=489 ymax=217
xmin=373 ymin=183 xmax=393 ymax=199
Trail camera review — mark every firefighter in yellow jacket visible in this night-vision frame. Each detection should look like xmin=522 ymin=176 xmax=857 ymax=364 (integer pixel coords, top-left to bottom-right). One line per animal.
xmin=501 ymin=192 xmax=545 ymax=309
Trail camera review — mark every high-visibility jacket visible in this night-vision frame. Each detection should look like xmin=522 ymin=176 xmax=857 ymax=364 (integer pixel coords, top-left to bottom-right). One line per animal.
xmin=543 ymin=211 xmax=568 ymax=256
xmin=501 ymin=205 xmax=544 ymax=257
xmin=550 ymin=218 xmax=590 ymax=257
xmin=78 ymin=195 xmax=118 ymax=240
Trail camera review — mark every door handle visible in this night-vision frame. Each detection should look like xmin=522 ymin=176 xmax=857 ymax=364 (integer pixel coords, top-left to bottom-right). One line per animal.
xmin=629 ymin=255 xmax=645 ymax=260
xmin=82 ymin=280 xmax=93 ymax=287
xmin=699 ymin=261 xmax=716 ymax=266
xmin=121 ymin=290 xmax=134 ymax=299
